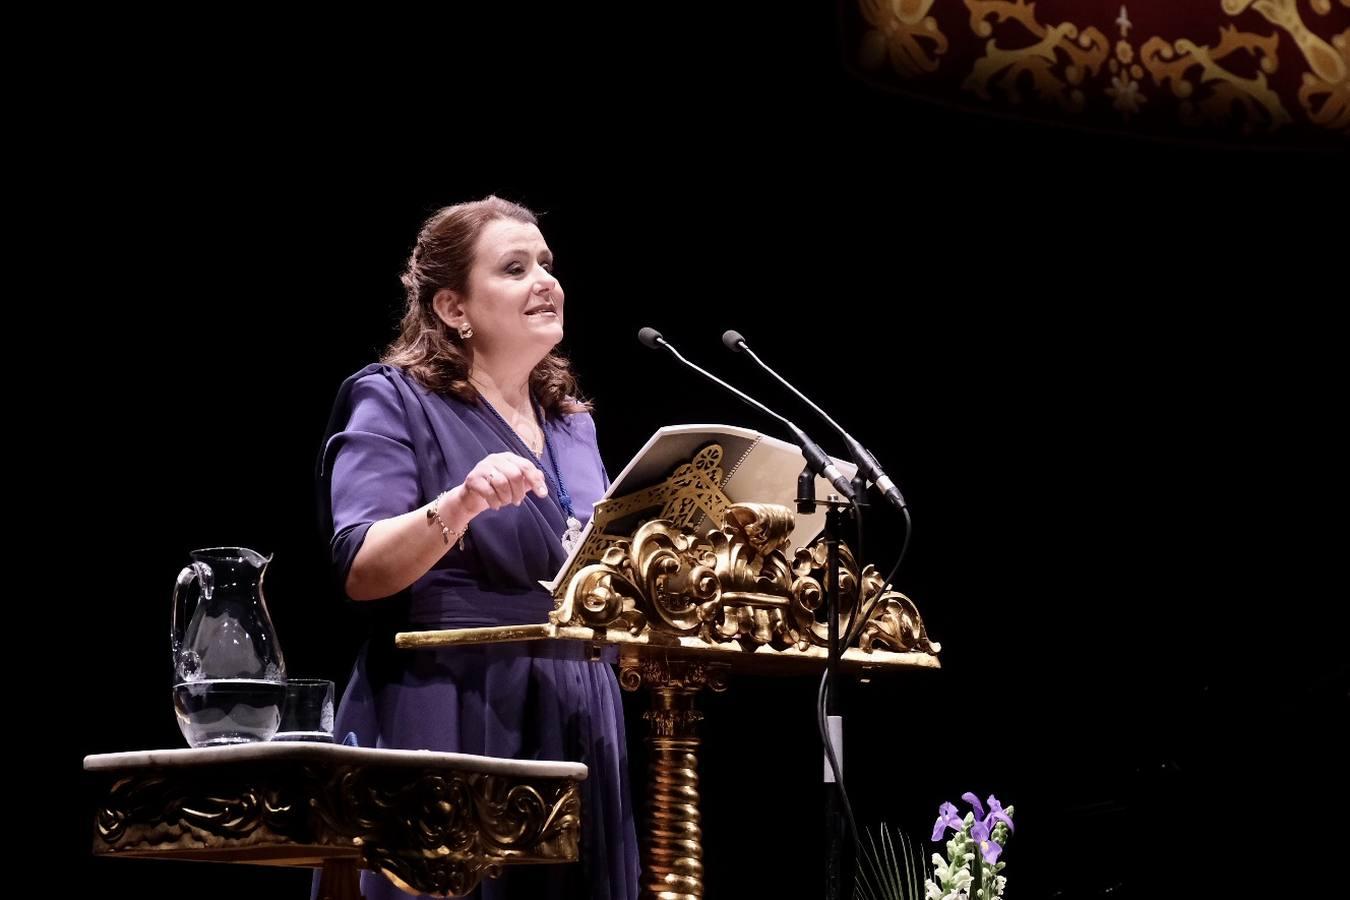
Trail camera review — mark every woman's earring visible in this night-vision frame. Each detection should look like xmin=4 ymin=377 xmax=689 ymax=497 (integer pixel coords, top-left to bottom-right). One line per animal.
xmin=458 ymin=323 xmax=474 ymax=340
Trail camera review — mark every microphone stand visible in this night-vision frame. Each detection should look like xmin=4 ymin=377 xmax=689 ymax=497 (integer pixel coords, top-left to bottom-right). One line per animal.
xmin=825 ymin=496 xmax=846 ymax=900
xmin=801 ymin=468 xmax=866 ymax=900
xmin=733 ymin=328 xmax=900 ymax=900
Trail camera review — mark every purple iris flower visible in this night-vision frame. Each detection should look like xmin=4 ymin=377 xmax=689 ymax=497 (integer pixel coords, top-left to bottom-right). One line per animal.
xmin=949 ymin=792 xmax=1014 ymax=863
xmin=934 ymin=792 xmax=1014 ymax=861
xmin=985 ymin=795 xmax=1014 ymax=832
xmin=971 ymin=819 xmax=1003 ymax=865
xmin=961 ymin=792 xmax=986 ymax=821
xmin=931 ymin=801 xmax=965 ymax=840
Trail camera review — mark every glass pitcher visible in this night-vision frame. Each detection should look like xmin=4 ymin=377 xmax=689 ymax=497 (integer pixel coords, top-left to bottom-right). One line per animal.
xmin=170 ymin=547 xmax=287 ymax=747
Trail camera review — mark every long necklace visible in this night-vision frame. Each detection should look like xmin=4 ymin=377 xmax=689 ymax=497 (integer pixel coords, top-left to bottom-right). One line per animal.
xmin=537 ymin=408 xmax=583 ymax=554
xmin=479 ymin=396 xmax=583 ymax=554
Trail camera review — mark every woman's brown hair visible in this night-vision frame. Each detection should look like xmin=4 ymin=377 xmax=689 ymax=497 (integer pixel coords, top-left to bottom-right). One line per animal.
xmin=382 ymin=196 xmax=589 ymax=416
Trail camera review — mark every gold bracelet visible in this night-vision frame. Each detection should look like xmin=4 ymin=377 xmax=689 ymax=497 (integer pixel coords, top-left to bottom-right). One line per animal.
xmin=426 ymin=491 xmax=468 ymax=549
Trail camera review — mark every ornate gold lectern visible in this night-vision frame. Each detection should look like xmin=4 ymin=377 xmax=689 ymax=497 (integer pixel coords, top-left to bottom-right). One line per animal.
xmin=397 ymin=441 xmax=942 ymax=899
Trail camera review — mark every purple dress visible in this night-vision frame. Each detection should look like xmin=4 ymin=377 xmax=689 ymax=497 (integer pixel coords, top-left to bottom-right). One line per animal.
xmin=317 ymin=364 xmax=640 ymax=900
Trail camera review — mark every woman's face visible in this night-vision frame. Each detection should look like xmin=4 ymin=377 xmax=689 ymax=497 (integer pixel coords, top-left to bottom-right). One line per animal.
xmin=459 ymin=218 xmax=564 ymax=357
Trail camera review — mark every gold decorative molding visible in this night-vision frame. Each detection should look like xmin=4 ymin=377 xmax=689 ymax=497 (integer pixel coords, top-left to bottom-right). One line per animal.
xmin=846 ymin=0 xmax=1350 ymax=138
xmin=1229 ymin=0 xmax=1347 ymax=81
xmin=962 ymin=0 xmax=1112 ymax=112
xmin=317 ymin=768 xmax=580 ymax=897
xmin=554 ymin=443 xmax=733 ymax=597
xmin=623 ymin=658 xmax=729 ymax=900
xmin=549 ymin=499 xmax=939 ymax=660
xmin=619 ymin=657 xmax=732 ymax=694
xmin=91 ymin=756 xmax=581 ymax=897
xmin=860 ymin=0 xmax=951 ymax=77
xmin=1238 ymin=0 xmax=1350 ymax=129
xmin=96 ymin=775 xmax=305 ymax=849
xmin=1139 ymin=24 xmax=1287 ymax=131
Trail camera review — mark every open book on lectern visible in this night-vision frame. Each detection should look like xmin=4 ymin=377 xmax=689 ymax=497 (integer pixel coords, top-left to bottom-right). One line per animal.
xmin=543 ymin=423 xmax=857 ymax=593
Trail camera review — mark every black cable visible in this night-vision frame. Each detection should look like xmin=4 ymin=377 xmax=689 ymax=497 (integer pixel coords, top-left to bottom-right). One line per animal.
xmin=819 ymin=668 xmax=861 ymax=849
xmin=817 ymin=498 xmax=916 ymax=868
xmin=845 ymin=504 xmax=913 ymax=648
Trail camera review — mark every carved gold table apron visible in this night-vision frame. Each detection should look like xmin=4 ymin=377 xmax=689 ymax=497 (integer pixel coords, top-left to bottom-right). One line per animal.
xmin=86 ymin=743 xmax=586 ymax=898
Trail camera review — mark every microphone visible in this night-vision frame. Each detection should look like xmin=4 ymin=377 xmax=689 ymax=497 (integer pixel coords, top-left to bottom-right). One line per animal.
xmin=723 ymin=330 xmax=907 ymax=511
xmin=637 ymin=328 xmax=855 ymax=501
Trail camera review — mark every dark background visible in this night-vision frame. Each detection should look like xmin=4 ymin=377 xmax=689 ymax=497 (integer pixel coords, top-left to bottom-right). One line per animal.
xmin=42 ymin=6 xmax=1345 ymax=899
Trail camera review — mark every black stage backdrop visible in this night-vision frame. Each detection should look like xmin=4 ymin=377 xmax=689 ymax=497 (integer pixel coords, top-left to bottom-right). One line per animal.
xmin=41 ymin=8 xmax=1345 ymax=899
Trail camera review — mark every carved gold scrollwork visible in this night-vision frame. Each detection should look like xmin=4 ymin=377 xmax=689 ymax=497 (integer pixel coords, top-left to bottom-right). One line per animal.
xmin=962 ymin=0 xmax=1112 ymax=112
xmin=553 ymin=494 xmax=939 ymax=660
xmin=1140 ymin=27 xmax=1287 ymax=131
xmin=550 ymin=543 xmax=649 ymax=634
xmin=96 ymin=774 xmax=301 ymax=847
xmin=859 ymin=0 xmax=951 ymax=77
xmin=93 ymin=762 xmax=582 ymax=898
xmin=313 ymin=766 xmax=581 ymax=897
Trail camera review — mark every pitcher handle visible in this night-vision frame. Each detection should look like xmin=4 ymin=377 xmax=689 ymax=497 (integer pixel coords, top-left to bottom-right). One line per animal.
xmin=171 ymin=561 xmax=214 ymax=675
